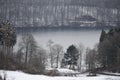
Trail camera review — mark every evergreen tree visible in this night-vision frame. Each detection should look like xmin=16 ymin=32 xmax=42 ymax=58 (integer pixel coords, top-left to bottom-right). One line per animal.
xmin=64 ymin=45 xmax=79 ymax=70
xmin=98 ymin=29 xmax=120 ymax=72
xmin=99 ymin=30 xmax=106 ymax=42
xmin=0 ymin=21 xmax=16 ymax=69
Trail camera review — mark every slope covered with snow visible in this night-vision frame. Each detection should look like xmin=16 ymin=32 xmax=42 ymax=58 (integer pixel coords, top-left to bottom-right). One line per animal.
xmin=0 ymin=70 xmax=120 ymax=80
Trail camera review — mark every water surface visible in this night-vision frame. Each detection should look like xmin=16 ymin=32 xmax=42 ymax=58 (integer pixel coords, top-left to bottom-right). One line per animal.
xmin=15 ymin=29 xmax=101 ymax=51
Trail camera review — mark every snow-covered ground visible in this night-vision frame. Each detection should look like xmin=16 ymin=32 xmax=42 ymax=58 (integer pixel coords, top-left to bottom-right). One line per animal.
xmin=0 ymin=70 xmax=120 ymax=80
xmin=57 ymin=68 xmax=78 ymax=74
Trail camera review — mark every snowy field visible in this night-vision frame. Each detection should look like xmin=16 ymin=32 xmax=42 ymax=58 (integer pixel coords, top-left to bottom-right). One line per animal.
xmin=0 ymin=70 xmax=120 ymax=80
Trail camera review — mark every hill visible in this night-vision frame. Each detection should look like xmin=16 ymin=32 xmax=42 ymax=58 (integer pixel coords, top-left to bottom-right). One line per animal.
xmin=0 ymin=0 xmax=119 ymax=28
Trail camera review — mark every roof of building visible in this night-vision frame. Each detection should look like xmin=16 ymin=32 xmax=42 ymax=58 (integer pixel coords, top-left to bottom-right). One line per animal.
xmin=75 ymin=15 xmax=97 ymax=21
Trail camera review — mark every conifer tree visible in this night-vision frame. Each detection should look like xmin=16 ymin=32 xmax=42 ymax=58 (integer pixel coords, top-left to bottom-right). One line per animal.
xmin=64 ymin=45 xmax=79 ymax=70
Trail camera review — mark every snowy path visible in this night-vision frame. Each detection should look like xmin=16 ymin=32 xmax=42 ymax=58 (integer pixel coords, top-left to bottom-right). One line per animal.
xmin=0 ymin=70 xmax=120 ymax=80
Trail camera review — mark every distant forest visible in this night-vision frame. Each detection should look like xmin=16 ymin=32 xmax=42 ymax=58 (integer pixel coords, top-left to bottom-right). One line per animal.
xmin=0 ymin=0 xmax=120 ymax=27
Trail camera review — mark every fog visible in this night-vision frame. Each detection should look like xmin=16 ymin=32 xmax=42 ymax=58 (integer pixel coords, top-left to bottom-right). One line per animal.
xmin=15 ymin=30 xmax=101 ymax=51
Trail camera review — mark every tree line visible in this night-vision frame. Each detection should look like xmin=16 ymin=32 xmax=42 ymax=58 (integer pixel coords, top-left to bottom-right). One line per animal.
xmin=1 ymin=21 xmax=120 ymax=75
xmin=98 ymin=28 xmax=120 ymax=72
xmin=81 ymin=28 xmax=120 ymax=75
xmin=0 ymin=0 xmax=120 ymax=27
xmin=0 ymin=21 xmax=84 ymax=74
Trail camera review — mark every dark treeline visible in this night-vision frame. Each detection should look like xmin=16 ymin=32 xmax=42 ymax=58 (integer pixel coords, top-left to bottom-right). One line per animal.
xmin=0 ymin=0 xmax=120 ymax=27
xmin=0 ymin=21 xmax=46 ymax=74
xmin=85 ymin=28 xmax=120 ymax=75
xmin=0 ymin=21 xmax=16 ymax=70
xmin=98 ymin=28 xmax=120 ymax=72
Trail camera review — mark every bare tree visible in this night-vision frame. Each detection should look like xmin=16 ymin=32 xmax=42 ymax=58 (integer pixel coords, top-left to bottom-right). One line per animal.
xmin=38 ymin=47 xmax=47 ymax=70
xmin=29 ymin=47 xmax=46 ymax=73
xmin=76 ymin=43 xmax=84 ymax=72
xmin=52 ymin=44 xmax=63 ymax=68
xmin=18 ymin=33 xmax=47 ymax=73
xmin=47 ymin=40 xmax=54 ymax=68
xmin=16 ymin=47 xmax=24 ymax=66
xmin=85 ymin=47 xmax=91 ymax=70
xmin=19 ymin=33 xmax=37 ymax=68
xmin=85 ymin=48 xmax=97 ymax=75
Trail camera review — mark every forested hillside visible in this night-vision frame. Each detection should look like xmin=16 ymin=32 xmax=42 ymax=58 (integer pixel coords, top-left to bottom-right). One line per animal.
xmin=0 ymin=0 xmax=120 ymax=27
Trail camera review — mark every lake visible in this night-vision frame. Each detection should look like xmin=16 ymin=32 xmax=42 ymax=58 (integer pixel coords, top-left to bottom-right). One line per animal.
xmin=15 ymin=29 xmax=102 ymax=51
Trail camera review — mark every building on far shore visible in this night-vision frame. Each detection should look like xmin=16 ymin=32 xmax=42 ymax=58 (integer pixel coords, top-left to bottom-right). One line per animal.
xmin=69 ymin=15 xmax=97 ymax=27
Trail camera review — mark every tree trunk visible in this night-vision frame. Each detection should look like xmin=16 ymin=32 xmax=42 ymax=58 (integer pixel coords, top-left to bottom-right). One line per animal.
xmin=69 ymin=64 xmax=71 ymax=69
xmin=79 ymin=53 xmax=82 ymax=72
xmin=50 ymin=52 xmax=53 ymax=68
xmin=3 ymin=44 xmax=6 ymax=69
xmin=56 ymin=52 xmax=60 ymax=68
xmin=28 ymin=49 xmax=33 ymax=67
xmin=25 ymin=45 xmax=29 ymax=68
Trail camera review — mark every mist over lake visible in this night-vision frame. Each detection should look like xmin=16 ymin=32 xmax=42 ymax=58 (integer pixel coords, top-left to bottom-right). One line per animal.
xmin=15 ymin=29 xmax=101 ymax=51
